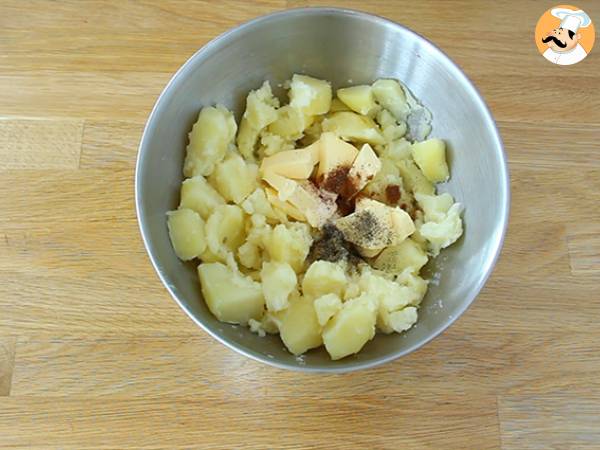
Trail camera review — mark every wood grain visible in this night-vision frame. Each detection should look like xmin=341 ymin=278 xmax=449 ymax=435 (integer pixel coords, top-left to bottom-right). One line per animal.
xmin=1 ymin=0 xmax=599 ymax=448
xmin=0 ymin=118 xmax=83 ymax=169
xmin=0 ymin=396 xmax=500 ymax=450
xmin=0 ymin=338 xmax=16 ymax=396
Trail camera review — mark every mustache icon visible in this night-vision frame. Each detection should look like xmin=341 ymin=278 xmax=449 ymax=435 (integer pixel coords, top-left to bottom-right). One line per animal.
xmin=542 ymin=35 xmax=567 ymax=48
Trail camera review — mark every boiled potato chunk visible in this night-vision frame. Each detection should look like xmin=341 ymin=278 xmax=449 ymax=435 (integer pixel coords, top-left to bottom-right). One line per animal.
xmin=237 ymin=120 xmax=261 ymax=161
xmin=289 ymin=74 xmax=332 ymax=116
xmin=415 ymin=192 xmax=454 ymax=222
xmin=329 ymin=97 xmax=351 ymax=113
xmin=302 ymin=260 xmax=347 ymax=299
xmin=322 ymin=112 xmax=384 ymax=145
xmin=205 ymin=204 xmax=245 ymax=257
xmin=372 ymin=79 xmax=409 ymax=120
xmin=237 ymin=81 xmax=280 ymax=160
xmin=313 ymin=293 xmax=342 ymax=326
xmin=411 ymin=138 xmax=449 ymax=183
xmin=261 ymin=261 xmax=297 ymax=312
xmin=279 ymin=296 xmax=323 ymax=355
xmin=419 ymin=203 xmax=463 ymax=256
xmin=184 ymin=105 xmax=237 ymax=177
xmin=396 ymin=159 xmax=435 ymax=195
xmin=264 ymin=187 xmax=307 ymax=222
xmin=264 ymin=223 xmax=313 ymax=273
xmin=258 ymin=132 xmax=295 ymax=157
xmin=198 ymin=262 xmax=264 ymax=325
xmin=268 ymin=105 xmax=308 ymax=140
xmin=373 ymin=238 xmax=428 ymax=274
xmin=166 ymin=209 xmax=206 ymax=261
xmin=376 ymin=109 xmax=407 ymax=142
xmin=337 ymin=85 xmax=378 ymax=116
xmin=322 ymin=295 xmax=377 ymax=360
xmin=211 ymin=153 xmax=258 ymax=204
xmin=179 ymin=176 xmax=225 ymax=220
xmin=237 ymin=241 xmax=261 ymax=270
xmin=241 ymin=188 xmax=281 ymax=221
xmin=244 ymin=81 xmax=280 ymax=129
xmin=388 ymin=306 xmax=418 ymax=333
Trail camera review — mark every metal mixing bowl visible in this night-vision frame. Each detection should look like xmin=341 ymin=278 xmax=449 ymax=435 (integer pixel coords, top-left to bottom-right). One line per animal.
xmin=135 ymin=8 xmax=510 ymax=372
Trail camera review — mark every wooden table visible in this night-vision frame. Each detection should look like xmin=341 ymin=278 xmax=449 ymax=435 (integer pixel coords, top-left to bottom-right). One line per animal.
xmin=1 ymin=1 xmax=599 ymax=448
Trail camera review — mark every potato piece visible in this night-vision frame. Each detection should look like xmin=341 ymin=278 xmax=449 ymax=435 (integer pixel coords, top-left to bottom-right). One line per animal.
xmin=411 ymin=138 xmax=449 ymax=183
xmin=237 ymin=81 xmax=280 ymax=160
xmin=373 ymin=238 xmax=428 ymax=274
xmin=198 ymin=262 xmax=264 ymax=324
xmin=237 ymin=241 xmax=261 ymax=270
xmin=245 ymin=81 xmax=279 ymax=129
xmin=300 ymin=117 xmax=323 ymax=146
xmin=236 ymin=119 xmax=261 ymax=160
xmin=302 ymin=260 xmax=347 ymax=299
xmin=289 ymin=74 xmax=332 ymax=116
xmin=279 ymin=296 xmax=323 ymax=355
xmin=260 ymin=147 xmax=319 ymax=179
xmin=388 ymin=306 xmax=418 ymax=333
xmin=371 ymin=79 xmax=409 ymax=120
xmin=206 ymin=204 xmax=245 ymax=257
xmin=322 ymin=111 xmax=384 ymax=145
xmin=261 ymin=261 xmax=297 ymax=312
xmin=179 ymin=176 xmax=226 ymax=220
xmin=359 ymin=268 xmax=417 ymax=311
xmin=419 ymin=203 xmax=463 ymax=256
xmin=258 ymin=131 xmax=295 ymax=158
xmin=166 ymin=209 xmax=207 ymax=261
xmin=313 ymin=293 xmax=342 ymax=326
xmin=264 ymin=223 xmax=312 ymax=273
xmin=397 ymin=159 xmax=435 ymax=195
xmin=381 ymin=138 xmax=412 ymax=162
xmin=415 ymin=192 xmax=454 ymax=222
xmin=396 ymin=269 xmax=428 ymax=306
xmin=268 ymin=105 xmax=308 ymax=140
xmin=316 ymin=132 xmax=359 ymax=178
xmin=322 ymin=295 xmax=377 ymax=360
xmin=211 ymin=153 xmax=258 ymax=204
xmin=241 ymin=188 xmax=281 ymax=221
xmin=183 ymin=105 xmax=237 ymax=177
xmin=376 ymin=109 xmax=407 ymax=142
xmin=264 ymin=187 xmax=306 ymax=222
xmin=329 ymin=97 xmax=351 ymax=113
xmin=337 ymin=85 xmax=378 ymax=116
xmin=199 ymin=246 xmax=222 ymax=263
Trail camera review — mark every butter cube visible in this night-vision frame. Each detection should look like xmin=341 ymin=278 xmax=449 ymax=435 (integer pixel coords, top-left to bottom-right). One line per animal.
xmin=348 ymin=143 xmax=381 ymax=191
xmin=316 ymin=132 xmax=359 ymax=178
xmin=260 ymin=147 xmax=318 ymax=179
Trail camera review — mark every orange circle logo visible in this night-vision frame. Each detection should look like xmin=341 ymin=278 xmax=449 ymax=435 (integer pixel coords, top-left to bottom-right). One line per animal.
xmin=535 ymin=5 xmax=595 ymax=65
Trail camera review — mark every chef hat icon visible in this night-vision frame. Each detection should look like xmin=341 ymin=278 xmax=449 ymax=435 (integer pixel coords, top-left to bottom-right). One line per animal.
xmin=551 ymin=8 xmax=592 ymax=33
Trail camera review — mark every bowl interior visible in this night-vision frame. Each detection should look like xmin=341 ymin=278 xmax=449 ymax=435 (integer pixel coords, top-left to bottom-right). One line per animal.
xmin=136 ymin=8 xmax=508 ymax=372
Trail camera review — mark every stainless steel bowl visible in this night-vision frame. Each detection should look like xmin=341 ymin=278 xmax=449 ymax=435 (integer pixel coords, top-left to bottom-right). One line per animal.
xmin=136 ymin=8 xmax=510 ymax=372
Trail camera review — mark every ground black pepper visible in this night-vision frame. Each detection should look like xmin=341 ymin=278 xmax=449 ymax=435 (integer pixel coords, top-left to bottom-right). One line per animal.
xmin=308 ymin=223 xmax=363 ymax=266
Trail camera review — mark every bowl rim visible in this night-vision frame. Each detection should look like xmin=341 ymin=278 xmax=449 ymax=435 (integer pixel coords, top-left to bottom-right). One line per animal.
xmin=135 ymin=6 xmax=511 ymax=373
